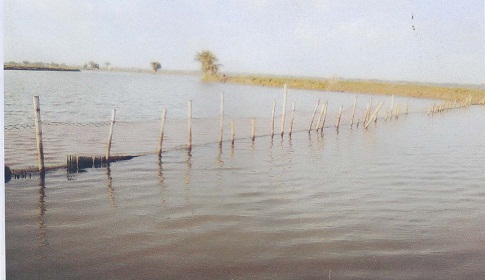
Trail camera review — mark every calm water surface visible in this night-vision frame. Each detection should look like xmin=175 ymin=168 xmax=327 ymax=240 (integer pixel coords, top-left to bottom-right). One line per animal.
xmin=5 ymin=71 xmax=485 ymax=279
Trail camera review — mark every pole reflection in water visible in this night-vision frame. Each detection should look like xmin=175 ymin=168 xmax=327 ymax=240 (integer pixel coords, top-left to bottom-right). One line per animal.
xmin=217 ymin=146 xmax=224 ymax=166
xmin=37 ymin=176 xmax=48 ymax=247
xmin=106 ymin=164 xmax=116 ymax=208
xmin=229 ymin=142 xmax=234 ymax=161
xmin=158 ymin=155 xmax=165 ymax=191
xmin=184 ymin=151 xmax=192 ymax=208
xmin=215 ymin=147 xmax=224 ymax=191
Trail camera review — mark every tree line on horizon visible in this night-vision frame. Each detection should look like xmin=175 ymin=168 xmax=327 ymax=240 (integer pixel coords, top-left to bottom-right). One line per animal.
xmin=5 ymin=50 xmax=221 ymax=77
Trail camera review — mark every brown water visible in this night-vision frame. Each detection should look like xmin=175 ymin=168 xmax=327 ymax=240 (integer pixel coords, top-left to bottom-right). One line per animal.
xmin=5 ymin=71 xmax=485 ymax=279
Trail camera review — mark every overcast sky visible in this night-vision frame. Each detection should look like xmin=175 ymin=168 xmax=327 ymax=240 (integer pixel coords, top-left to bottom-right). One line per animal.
xmin=4 ymin=0 xmax=484 ymax=84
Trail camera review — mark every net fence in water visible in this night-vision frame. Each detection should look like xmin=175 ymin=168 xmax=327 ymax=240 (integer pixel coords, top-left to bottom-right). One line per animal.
xmin=5 ymin=98 xmax=441 ymax=170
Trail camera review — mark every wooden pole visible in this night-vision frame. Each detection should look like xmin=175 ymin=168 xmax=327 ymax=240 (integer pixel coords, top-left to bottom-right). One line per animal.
xmin=280 ymin=83 xmax=287 ymax=136
xmin=309 ymin=99 xmax=320 ymax=132
xmin=316 ymin=100 xmax=326 ymax=132
xmin=218 ymin=92 xmax=224 ymax=146
xmin=365 ymin=102 xmax=383 ymax=129
xmin=336 ymin=105 xmax=343 ymax=130
xmin=157 ymin=108 xmax=167 ymax=156
xmin=251 ymin=118 xmax=256 ymax=142
xmin=271 ymin=100 xmax=276 ymax=137
xmin=321 ymin=101 xmax=328 ymax=131
xmin=289 ymin=102 xmax=295 ymax=136
xmin=390 ymin=95 xmax=394 ymax=116
xmin=33 ymin=96 xmax=45 ymax=175
xmin=106 ymin=108 xmax=116 ymax=162
xmin=367 ymin=99 xmax=373 ymax=122
xmin=395 ymin=104 xmax=400 ymax=119
xmin=230 ymin=119 xmax=235 ymax=146
xmin=187 ymin=100 xmax=192 ymax=151
xmin=374 ymin=103 xmax=381 ymax=124
xmin=350 ymin=95 xmax=357 ymax=127
xmin=364 ymin=99 xmax=371 ymax=124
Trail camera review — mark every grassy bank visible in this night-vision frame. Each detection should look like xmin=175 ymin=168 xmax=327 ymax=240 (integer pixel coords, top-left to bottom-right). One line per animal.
xmin=215 ymin=74 xmax=485 ymax=104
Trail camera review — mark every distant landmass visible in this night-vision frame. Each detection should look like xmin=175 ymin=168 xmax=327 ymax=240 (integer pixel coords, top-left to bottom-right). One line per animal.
xmin=4 ymin=62 xmax=80 ymax=72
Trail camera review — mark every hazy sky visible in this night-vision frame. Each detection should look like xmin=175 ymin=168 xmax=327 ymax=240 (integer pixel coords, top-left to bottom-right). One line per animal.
xmin=4 ymin=0 xmax=484 ymax=84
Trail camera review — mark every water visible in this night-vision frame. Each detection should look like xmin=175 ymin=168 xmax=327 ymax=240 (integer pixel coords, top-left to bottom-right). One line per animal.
xmin=5 ymin=71 xmax=485 ymax=279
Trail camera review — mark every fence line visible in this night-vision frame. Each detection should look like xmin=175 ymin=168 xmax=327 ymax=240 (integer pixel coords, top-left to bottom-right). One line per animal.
xmin=4 ymin=89 xmax=481 ymax=175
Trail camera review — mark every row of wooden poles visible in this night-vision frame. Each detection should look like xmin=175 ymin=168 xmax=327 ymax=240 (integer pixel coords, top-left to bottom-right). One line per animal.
xmin=33 ymin=96 xmax=118 ymax=177
xmin=427 ymin=95 xmax=477 ymax=115
xmin=32 ymin=85 xmax=413 ymax=176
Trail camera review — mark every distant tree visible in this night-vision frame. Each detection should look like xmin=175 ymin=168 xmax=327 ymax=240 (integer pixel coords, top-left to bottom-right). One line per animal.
xmin=150 ymin=62 xmax=161 ymax=73
xmin=88 ymin=61 xmax=99 ymax=69
xmin=195 ymin=50 xmax=221 ymax=78
xmin=105 ymin=62 xmax=111 ymax=69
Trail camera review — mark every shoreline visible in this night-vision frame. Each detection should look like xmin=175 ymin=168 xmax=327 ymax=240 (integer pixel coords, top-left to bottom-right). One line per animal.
xmin=4 ymin=65 xmax=80 ymax=72
xmin=211 ymin=74 xmax=485 ymax=104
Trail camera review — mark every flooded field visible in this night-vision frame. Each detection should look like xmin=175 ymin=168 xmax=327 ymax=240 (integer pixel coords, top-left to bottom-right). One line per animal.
xmin=5 ymin=71 xmax=485 ymax=279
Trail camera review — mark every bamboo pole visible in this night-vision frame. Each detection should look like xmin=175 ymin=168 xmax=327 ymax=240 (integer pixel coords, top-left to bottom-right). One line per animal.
xmin=251 ymin=118 xmax=256 ymax=142
xmin=368 ymin=99 xmax=373 ymax=122
xmin=395 ymin=104 xmax=400 ymax=119
xmin=289 ymin=102 xmax=295 ymax=136
xmin=106 ymin=108 xmax=116 ymax=162
xmin=350 ymin=95 xmax=357 ymax=127
xmin=320 ymin=101 xmax=328 ymax=130
xmin=230 ymin=119 xmax=235 ymax=146
xmin=271 ymin=100 xmax=276 ymax=137
xmin=365 ymin=102 xmax=383 ymax=129
xmin=33 ymin=96 xmax=45 ymax=175
xmin=364 ymin=99 xmax=371 ymax=124
xmin=336 ymin=105 xmax=343 ymax=130
xmin=280 ymin=83 xmax=287 ymax=136
xmin=218 ymin=92 xmax=224 ymax=146
xmin=405 ymin=102 xmax=409 ymax=114
xmin=374 ymin=103 xmax=381 ymax=124
xmin=390 ymin=95 xmax=394 ymax=116
xmin=187 ymin=100 xmax=192 ymax=151
xmin=157 ymin=108 xmax=167 ymax=156
xmin=316 ymin=100 xmax=326 ymax=132
xmin=309 ymin=99 xmax=320 ymax=132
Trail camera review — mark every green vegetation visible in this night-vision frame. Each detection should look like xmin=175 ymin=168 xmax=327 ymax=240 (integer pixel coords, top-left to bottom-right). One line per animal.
xmin=195 ymin=50 xmax=221 ymax=81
